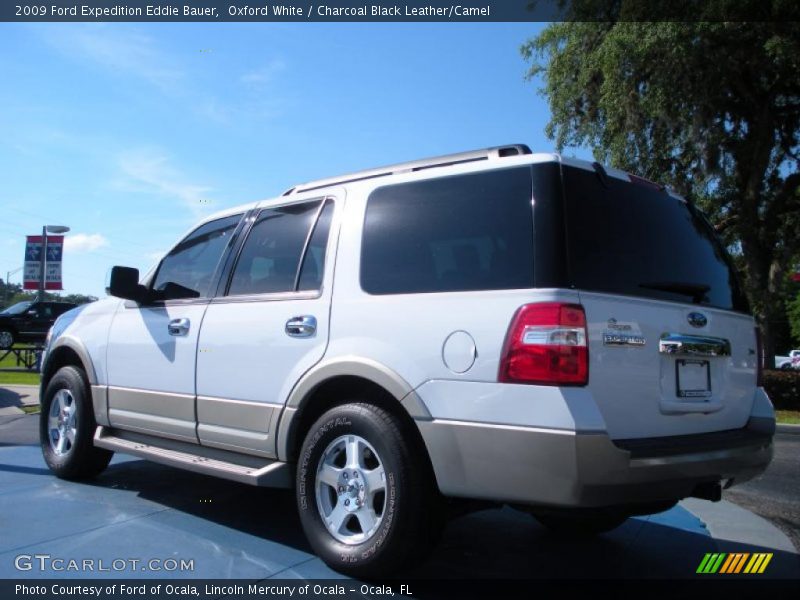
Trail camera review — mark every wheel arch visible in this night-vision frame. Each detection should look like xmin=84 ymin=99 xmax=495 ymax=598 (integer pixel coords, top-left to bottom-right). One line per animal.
xmin=41 ymin=337 xmax=98 ymax=390
xmin=276 ymin=358 xmax=432 ymax=467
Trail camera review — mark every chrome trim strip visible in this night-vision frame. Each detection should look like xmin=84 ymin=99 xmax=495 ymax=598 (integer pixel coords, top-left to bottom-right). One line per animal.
xmin=659 ymin=333 xmax=731 ymax=357
xmin=429 ymin=418 xmax=581 ymax=436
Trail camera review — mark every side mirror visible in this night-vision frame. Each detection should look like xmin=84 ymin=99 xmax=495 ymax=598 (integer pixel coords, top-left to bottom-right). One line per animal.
xmin=108 ymin=266 xmax=147 ymax=303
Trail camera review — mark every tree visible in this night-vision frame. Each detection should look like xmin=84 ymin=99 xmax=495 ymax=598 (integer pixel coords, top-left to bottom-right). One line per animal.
xmin=522 ymin=9 xmax=800 ymax=364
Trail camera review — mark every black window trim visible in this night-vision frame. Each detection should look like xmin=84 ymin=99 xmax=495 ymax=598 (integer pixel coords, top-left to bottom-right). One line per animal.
xmin=136 ymin=212 xmax=247 ymax=309
xmin=214 ymin=195 xmax=336 ymax=304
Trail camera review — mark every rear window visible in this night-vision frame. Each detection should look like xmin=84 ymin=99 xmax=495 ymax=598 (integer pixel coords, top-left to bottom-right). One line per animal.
xmin=360 ymin=167 xmax=534 ymax=295
xmin=562 ymin=166 xmax=748 ymax=312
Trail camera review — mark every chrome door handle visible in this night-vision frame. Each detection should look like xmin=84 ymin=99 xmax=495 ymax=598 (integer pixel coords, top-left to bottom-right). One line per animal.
xmin=168 ymin=318 xmax=190 ymax=336
xmin=286 ymin=315 xmax=317 ymax=338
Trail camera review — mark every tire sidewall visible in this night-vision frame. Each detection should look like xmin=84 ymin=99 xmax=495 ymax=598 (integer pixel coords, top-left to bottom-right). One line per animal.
xmin=0 ymin=329 xmax=14 ymax=350
xmin=297 ymin=405 xmax=407 ymax=573
xmin=40 ymin=366 xmax=95 ymax=474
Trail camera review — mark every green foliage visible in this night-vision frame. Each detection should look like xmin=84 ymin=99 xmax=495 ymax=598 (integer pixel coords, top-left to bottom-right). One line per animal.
xmin=0 ymin=279 xmax=97 ymax=311
xmin=522 ymin=11 xmax=800 ymax=359
xmin=789 ymin=290 xmax=800 ymax=345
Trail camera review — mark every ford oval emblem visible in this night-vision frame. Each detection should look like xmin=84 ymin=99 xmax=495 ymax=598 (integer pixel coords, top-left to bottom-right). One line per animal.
xmin=687 ymin=312 xmax=707 ymax=328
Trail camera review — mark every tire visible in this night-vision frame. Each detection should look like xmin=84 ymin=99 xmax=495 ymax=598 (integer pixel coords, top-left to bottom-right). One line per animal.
xmin=0 ymin=329 xmax=14 ymax=350
xmin=780 ymin=363 xmax=792 ymax=370
xmin=534 ymin=512 xmax=629 ymax=537
xmin=40 ymin=366 xmax=113 ymax=480
xmin=296 ymin=402 xmax=441 ymax=578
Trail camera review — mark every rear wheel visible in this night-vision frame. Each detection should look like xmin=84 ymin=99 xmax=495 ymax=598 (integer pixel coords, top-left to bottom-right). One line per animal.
xmin=40 ymin=366 xmax=113 ymax=480
xmin=296 ymin=402 xmax=441 ymax=577
xmin=0 ymin=329 xmax=14 ymax=350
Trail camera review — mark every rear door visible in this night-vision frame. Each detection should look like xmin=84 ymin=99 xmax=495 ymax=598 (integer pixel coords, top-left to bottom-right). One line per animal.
xmin=195 ymin=196 xmax=339 ymax=457
xmin=561 ymin=164 xmax=757 ymax=440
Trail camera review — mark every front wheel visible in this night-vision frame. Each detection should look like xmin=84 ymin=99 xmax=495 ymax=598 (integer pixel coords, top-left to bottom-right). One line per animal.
xmin=296 ymin=402 xmax=441 ymax=578
xmin=0 ymin=329 xmax=14 ymax=350
xmin=40 ymin=366 xmax=113 ymax=480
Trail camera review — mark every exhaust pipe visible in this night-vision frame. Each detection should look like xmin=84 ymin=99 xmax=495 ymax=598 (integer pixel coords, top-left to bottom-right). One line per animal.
xmin=691 ymin=482 xmax=722 ymax=502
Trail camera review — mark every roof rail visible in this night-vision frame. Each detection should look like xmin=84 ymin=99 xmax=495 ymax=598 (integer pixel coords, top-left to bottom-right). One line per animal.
xmin=282 ymin=144 xmax=532 ymax=196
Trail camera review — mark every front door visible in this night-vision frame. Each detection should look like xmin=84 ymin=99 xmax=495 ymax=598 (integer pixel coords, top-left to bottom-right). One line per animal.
xmin=105 ymin=214 xmax=242 ymax=443
xmin=195 ymin=196 xmax=339 ymax=457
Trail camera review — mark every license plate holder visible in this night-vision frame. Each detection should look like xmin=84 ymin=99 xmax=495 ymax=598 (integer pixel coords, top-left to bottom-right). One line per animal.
xmin=676 ymin=359 xmax=711 ymax=399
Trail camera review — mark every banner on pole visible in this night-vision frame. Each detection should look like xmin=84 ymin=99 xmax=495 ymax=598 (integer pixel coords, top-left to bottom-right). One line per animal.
xmin=23 ymin=235 xmax=63 ymax=291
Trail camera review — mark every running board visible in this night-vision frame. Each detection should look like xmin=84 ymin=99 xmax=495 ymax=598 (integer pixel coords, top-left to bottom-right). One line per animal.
xmin=94 ymin=427 xmax=292 ymax=488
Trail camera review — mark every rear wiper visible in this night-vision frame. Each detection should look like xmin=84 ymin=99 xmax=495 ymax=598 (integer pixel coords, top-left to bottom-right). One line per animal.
xmin=638 ymin=281 xmax=710 ymax=304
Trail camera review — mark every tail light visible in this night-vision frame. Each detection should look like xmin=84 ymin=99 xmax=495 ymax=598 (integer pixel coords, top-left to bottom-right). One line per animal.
xmin=755 ymin=326 xmax=764 ymax=386
xmin=498 ymin=303 xmax=588 ymax=386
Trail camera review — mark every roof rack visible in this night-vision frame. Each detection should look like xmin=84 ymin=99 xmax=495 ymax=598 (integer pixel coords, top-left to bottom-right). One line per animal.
xmin=282 ymin=144 xmax=532 ymax=196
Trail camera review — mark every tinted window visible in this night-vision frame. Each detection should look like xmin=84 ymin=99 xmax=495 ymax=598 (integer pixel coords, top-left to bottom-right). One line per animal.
xmin=1 ymin=301 xmax=32 ymax=315
xmin=298 ymin=200 xmax=334 ymax=291
xmin=228 ymin=201 xmax=321 ymax=296
xmin=153 ymin=214 xmax=241 ymax=299
xmin=361 ymin=168 xmax=534 ymax=295
xmin=562 ymin=166 xmax=747 ymax=311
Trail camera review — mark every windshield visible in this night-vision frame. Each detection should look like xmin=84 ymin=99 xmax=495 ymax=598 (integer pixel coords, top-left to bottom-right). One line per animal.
xmin=562 ymin=165 xmax=748 ymax=312
xmin=0 ymin=301 xmax=33 ymax=315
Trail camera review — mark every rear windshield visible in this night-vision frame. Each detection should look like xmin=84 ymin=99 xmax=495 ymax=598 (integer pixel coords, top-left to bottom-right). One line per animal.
xmin=562 ymin=165 xmax=748 ymax=312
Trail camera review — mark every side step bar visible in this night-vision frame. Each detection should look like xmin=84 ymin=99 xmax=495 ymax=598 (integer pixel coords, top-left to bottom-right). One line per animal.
xmin=94 ymin=427 xmax=292 ymax=488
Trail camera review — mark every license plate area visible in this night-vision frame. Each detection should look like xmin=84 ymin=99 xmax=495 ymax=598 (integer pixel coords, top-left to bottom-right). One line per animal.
xmin=676 ymin=359 xmax=711 ymax=399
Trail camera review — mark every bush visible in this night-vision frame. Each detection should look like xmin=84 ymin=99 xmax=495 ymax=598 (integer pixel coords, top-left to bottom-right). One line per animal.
xmin=763 ymin=370 xmax=800 ymax=411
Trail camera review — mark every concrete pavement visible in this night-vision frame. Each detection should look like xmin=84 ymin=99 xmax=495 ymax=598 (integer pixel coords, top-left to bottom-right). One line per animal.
xmin=0 ymin=384 xmax=39 ymax=416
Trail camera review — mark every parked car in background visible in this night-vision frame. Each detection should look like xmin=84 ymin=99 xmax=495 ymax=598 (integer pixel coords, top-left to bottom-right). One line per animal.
xmin=0 ymin=300 xmax=77 ymax=349
xmin=775 ymin=350 xmax=800 ymax=370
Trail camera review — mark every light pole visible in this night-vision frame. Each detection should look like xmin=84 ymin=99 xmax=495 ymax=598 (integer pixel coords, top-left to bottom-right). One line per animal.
xmin=4 ymin=266 xmax=23 ymax=307
xmin=39 ymin=225 xmax=70 ymax=301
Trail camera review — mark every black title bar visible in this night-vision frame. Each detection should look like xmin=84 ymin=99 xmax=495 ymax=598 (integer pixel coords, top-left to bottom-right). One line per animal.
xmin=2 ymin=0 xmax=798 ymax=22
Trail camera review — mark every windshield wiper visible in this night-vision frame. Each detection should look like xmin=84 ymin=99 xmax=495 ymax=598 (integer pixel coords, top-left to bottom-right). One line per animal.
xmin=639 ymin=281 xmax=710 ymax=304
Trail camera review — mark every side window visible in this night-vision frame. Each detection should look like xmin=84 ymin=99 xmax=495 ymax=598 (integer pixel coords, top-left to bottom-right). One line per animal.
xmin=152 ymin=214 xmax=241 ymax=300
xmin=298 ymin=200 xmax=334 ymax=291
xmin=360 ymin=167 xmax=534 ymax=295
xmin=228 ymin=200 xmax=324 ymax=296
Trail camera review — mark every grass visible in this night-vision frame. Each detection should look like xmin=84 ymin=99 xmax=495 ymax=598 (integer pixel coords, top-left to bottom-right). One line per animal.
xmin=0 ymin=347 xmax=42 ymax=386
xmin=20 ymin=405 xmax=40 ymax=414
xmin=776 ymin=410 xmax=800 ymax=425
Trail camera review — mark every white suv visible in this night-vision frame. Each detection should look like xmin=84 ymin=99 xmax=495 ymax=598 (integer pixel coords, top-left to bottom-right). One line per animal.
xmin=39 ymin=145 xmax=774 ymax=577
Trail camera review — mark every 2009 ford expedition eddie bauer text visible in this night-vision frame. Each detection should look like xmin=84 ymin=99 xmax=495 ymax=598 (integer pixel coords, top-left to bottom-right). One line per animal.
xmin=39 ymin=145 xmax=774 ymax=577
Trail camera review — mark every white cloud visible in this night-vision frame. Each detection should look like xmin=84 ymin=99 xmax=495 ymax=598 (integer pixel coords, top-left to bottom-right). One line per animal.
xmin=38 ymin=25 xmax=183 ymax=94
xmin=240 ymin=59 xmax=286 ymax=88
xmin=64 ymin=233 xmax=109 ymax=253
xmin=114 ymin=148 xmax=214 ymax=216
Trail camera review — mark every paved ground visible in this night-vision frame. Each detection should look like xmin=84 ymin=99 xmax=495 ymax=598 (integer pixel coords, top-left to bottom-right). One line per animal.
xmin=0 ymin=384 xmax=39 ymax=417
xmin=725 ymin=427 xmax=800 ymax=552
xmin=0 ymin=410 xmax=797 ymax=580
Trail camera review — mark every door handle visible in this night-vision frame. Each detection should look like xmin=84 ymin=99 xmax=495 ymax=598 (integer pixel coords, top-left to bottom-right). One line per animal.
xmin=286 ymin=315 xmax=317 ymax=338
xmin=168 ymin=318 xmax=191 ymax=336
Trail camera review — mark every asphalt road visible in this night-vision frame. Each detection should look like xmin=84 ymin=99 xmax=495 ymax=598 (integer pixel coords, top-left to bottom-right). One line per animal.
xmin=725 ymin=430 xmax=800 ymax=552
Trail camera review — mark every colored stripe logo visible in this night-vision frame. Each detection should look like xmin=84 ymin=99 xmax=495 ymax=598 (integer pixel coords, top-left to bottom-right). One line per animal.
xmin=697 ymin=553 xmax=772 ymax=574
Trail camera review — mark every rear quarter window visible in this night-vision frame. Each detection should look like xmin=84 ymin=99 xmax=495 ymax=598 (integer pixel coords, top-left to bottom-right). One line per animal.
xmin=360 ymin=167 xmax=534 ymax=295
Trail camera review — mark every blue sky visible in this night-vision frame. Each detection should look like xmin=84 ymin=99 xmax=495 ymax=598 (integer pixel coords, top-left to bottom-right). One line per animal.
xmin=0 ymin=22 xmax=592 ymax=298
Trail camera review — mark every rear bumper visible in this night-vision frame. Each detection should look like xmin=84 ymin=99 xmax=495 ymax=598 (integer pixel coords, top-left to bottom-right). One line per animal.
xmin=416 ymin=416 xmax=773 ymax=509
